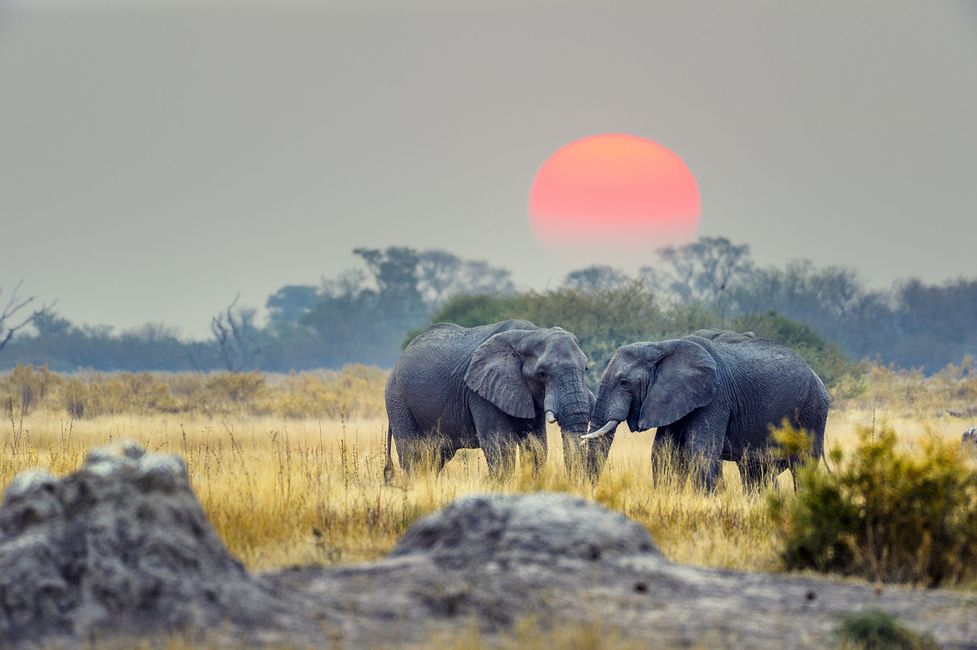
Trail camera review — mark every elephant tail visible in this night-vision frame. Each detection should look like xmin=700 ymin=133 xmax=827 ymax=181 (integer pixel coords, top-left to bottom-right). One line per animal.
xmin=819 ymin=448 xmax=833 ymax=474
xmin=383 ymin=425 xmax=394 ymax=483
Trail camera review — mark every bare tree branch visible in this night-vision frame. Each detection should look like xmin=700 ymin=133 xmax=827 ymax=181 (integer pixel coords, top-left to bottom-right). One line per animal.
xmin=210 ymin=294 xmax=260 ymax=371
xmin=211 ymin=294 xmax=238 ymax=371
xmin=0 ymin=282 xmax=55 ymax=354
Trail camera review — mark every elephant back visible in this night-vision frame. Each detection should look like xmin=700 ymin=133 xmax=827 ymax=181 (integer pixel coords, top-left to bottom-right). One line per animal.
xmin=406 ymin=320 xmax=540 ymax=352
xmin=694 ymin=333 xmax=828 ymax=410
xmin=404 ymin=322 xmax=468 ymax=349
xmin=692 ymin=329 xmax=756 ymax=344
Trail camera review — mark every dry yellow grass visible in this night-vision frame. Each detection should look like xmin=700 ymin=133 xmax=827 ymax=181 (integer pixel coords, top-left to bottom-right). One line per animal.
xmin=2 ymin=399 xmax=971 ymax=574
xmin=0 ymin=364 xmax=388 ymax=420
xmin=92 ymin=619 xmax=657 ymax=650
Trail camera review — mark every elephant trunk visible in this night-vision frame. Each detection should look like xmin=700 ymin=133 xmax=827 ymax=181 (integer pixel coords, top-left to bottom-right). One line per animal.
xmin=590 ymin=389 xmax=612 ymax=434
xmin=588 ymin=388 xmax=628 ymax=440
xmin=548 ymin=369 xmax=594 ymax=480
xmin=552 ymin=368 xmax=591 ymax=436
xmin=559 ymin=412 xmax=591 ymax=438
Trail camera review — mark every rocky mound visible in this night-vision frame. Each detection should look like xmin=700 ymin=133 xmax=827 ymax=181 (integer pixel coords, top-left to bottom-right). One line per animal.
xmin=2 ymin=443 xmax=976 ymax=648
xmin=0 ymin=440 xmax=322 ymax=647
xmin=390 ymin=492 xmax=660 ymax=567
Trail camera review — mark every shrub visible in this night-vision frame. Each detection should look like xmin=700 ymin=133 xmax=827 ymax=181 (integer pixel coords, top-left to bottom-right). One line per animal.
xmin=836 ymin=610 xmax=937 ymax=650
xmin=0 ymin=364 xmax=61 ymax=416
xmin=61 ymin=377 xmax=88 ymax=418
xmin=206 ymin=372 xmax=266 ymax=404
xmin=1 ymin=365 xmax=391 ymax=420
xmin=770 ymin=425 xmax=977 ymax=586
xmin=273 ymin=366 xmax=386 ymax=419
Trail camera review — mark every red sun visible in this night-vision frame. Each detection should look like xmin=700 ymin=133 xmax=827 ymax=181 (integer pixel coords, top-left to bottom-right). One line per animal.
xmin=529 ymin=133 xmax=701 ymax=247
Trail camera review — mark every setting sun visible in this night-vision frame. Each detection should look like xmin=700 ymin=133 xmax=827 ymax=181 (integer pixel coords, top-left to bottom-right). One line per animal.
xmin=529 ymin=133 xmax=701 ymax=247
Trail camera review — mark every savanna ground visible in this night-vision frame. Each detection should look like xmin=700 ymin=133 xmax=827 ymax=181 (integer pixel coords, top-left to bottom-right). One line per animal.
xmin=2 ymin=362 xmax=975 ymax=577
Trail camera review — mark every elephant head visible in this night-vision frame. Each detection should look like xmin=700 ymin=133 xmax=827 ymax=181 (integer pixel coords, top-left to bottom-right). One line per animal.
xmin=586 ymin=339 xmax=718 ymax=441
xmin=963 ymin=427 xmax=977 ymax=451
xmin=464 ymin=327 xmax=592 ymax=438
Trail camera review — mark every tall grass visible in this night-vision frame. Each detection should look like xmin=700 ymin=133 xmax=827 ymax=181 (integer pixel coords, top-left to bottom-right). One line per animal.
xmin=1 ymin=409 xmax=971 ymax=575
xmin=2 ymin=364 xmax=975 ymax=576
xmin=838 ymin=358 xmax=977 ymax=418
xmin=5 ymin=358 xmax=976 ymax=422
xmin=0 ymin=364 xmax=387 ymax=420
xmin=771 ymin=425 xmax=977 ymax=586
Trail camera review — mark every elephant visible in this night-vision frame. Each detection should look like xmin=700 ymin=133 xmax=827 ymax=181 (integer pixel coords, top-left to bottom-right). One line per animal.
xmin=963 ymin=427 xmax=977 ymax=452
xmin=383 ymin=320 xmax=603 ymax=480
xmin=583 ymin=329 xmax=829 ymax=492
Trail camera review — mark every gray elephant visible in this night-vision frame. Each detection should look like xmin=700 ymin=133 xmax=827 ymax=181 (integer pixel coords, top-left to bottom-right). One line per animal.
xmin=963 ymin=427 xmax=977 ymax=452
xmin=583 ymin=329 xmax=829 ymax=491
xmin=384 ymin=320 xmax=602 ymax=480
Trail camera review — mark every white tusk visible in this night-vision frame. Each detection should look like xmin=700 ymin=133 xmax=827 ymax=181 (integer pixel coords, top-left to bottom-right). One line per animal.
xmin=545 ymin=410 xmax=557 ymax=424
xmin=579 ymin=420 xmax=619 ymax=446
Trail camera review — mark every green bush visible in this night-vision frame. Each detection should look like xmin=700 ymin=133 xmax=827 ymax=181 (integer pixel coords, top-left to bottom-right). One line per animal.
xmin=836 ymin=610 xmax=937 ymax=650
xmin=770 ymin=426 xmax=977 ymax=586
xmin=424 ymin=283 xmax=716 ymax=386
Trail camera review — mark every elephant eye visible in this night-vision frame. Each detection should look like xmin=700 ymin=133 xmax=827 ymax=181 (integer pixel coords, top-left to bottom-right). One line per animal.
xmin=620 ymin=377 xmax=630 ymax=388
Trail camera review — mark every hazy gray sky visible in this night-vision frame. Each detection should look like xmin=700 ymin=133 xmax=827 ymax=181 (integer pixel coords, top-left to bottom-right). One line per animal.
xmin=1 ymin=1 xmax=976 ymax=337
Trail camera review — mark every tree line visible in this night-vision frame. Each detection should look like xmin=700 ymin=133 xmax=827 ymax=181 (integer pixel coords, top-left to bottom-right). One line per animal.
xmin=0 ymin=248 xmax=514 ymax=372
xmin=1 ymin=238 xmax=974 ymax=376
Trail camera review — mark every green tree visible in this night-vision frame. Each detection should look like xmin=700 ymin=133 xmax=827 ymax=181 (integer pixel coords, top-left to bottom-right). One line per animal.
xmin=266 ymin=285 xmax=319 ymax=325
xmin=426 ymin=282 xmax=717 ymax=386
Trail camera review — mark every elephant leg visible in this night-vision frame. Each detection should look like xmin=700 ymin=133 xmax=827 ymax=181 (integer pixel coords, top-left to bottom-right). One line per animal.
xmin=481 ymin=432 xmax=517 ymax=479
xmin=651 ymin=426 xmax=688 ymax=488
xmin=471 ymin=397 xmax=518 ymax=480
xmin=425 ymin=426 xmax=459 ymax=474
xmin=792 ymin=399 xmax=829 ymax=490
xmin=738 ymin=455 xmax=778 ymax=493
xmin=395 ymin=434 xmax=453 ymax=475
xmin=683 ymin=411 xmax=728 ymax=493
xmin=434 ymin=443 xmax=457 ymax=474
xmin=388 ymin=395 xmax=426 ymax=476
xmin=392 ymin=424 xmax=454 ymax=476
xmin=784 ymin=454 xmax=809 ymax=492
xmin=393 ymin=437 xmax=424 ymax=475
xmin=521 ymin=421 xmax=548 ymax=478
xmin=578 ymin=430 xmax=614 ymax=484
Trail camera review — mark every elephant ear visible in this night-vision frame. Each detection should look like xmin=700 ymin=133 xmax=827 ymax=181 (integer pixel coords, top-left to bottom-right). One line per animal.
xmin=638 ymin=339 xmax=718 ymax=429
xmin=464 ymin=331 xmax=535 ymax=419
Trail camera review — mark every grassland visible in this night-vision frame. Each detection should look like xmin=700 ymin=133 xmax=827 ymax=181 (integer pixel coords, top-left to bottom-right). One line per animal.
xmin=2 ymin=362 xmax=974 ymax=574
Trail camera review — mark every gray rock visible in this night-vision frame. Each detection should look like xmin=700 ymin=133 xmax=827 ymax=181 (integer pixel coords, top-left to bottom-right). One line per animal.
xmin=282 ymin=494 xmax=977 ymax=649
xmin=2 ymin=443 xmax=976 ymax=648
xmin=391 ymin=492 xmax=660 ymax=568
xmin=0 ymin=440 xmax=325 ymax=647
